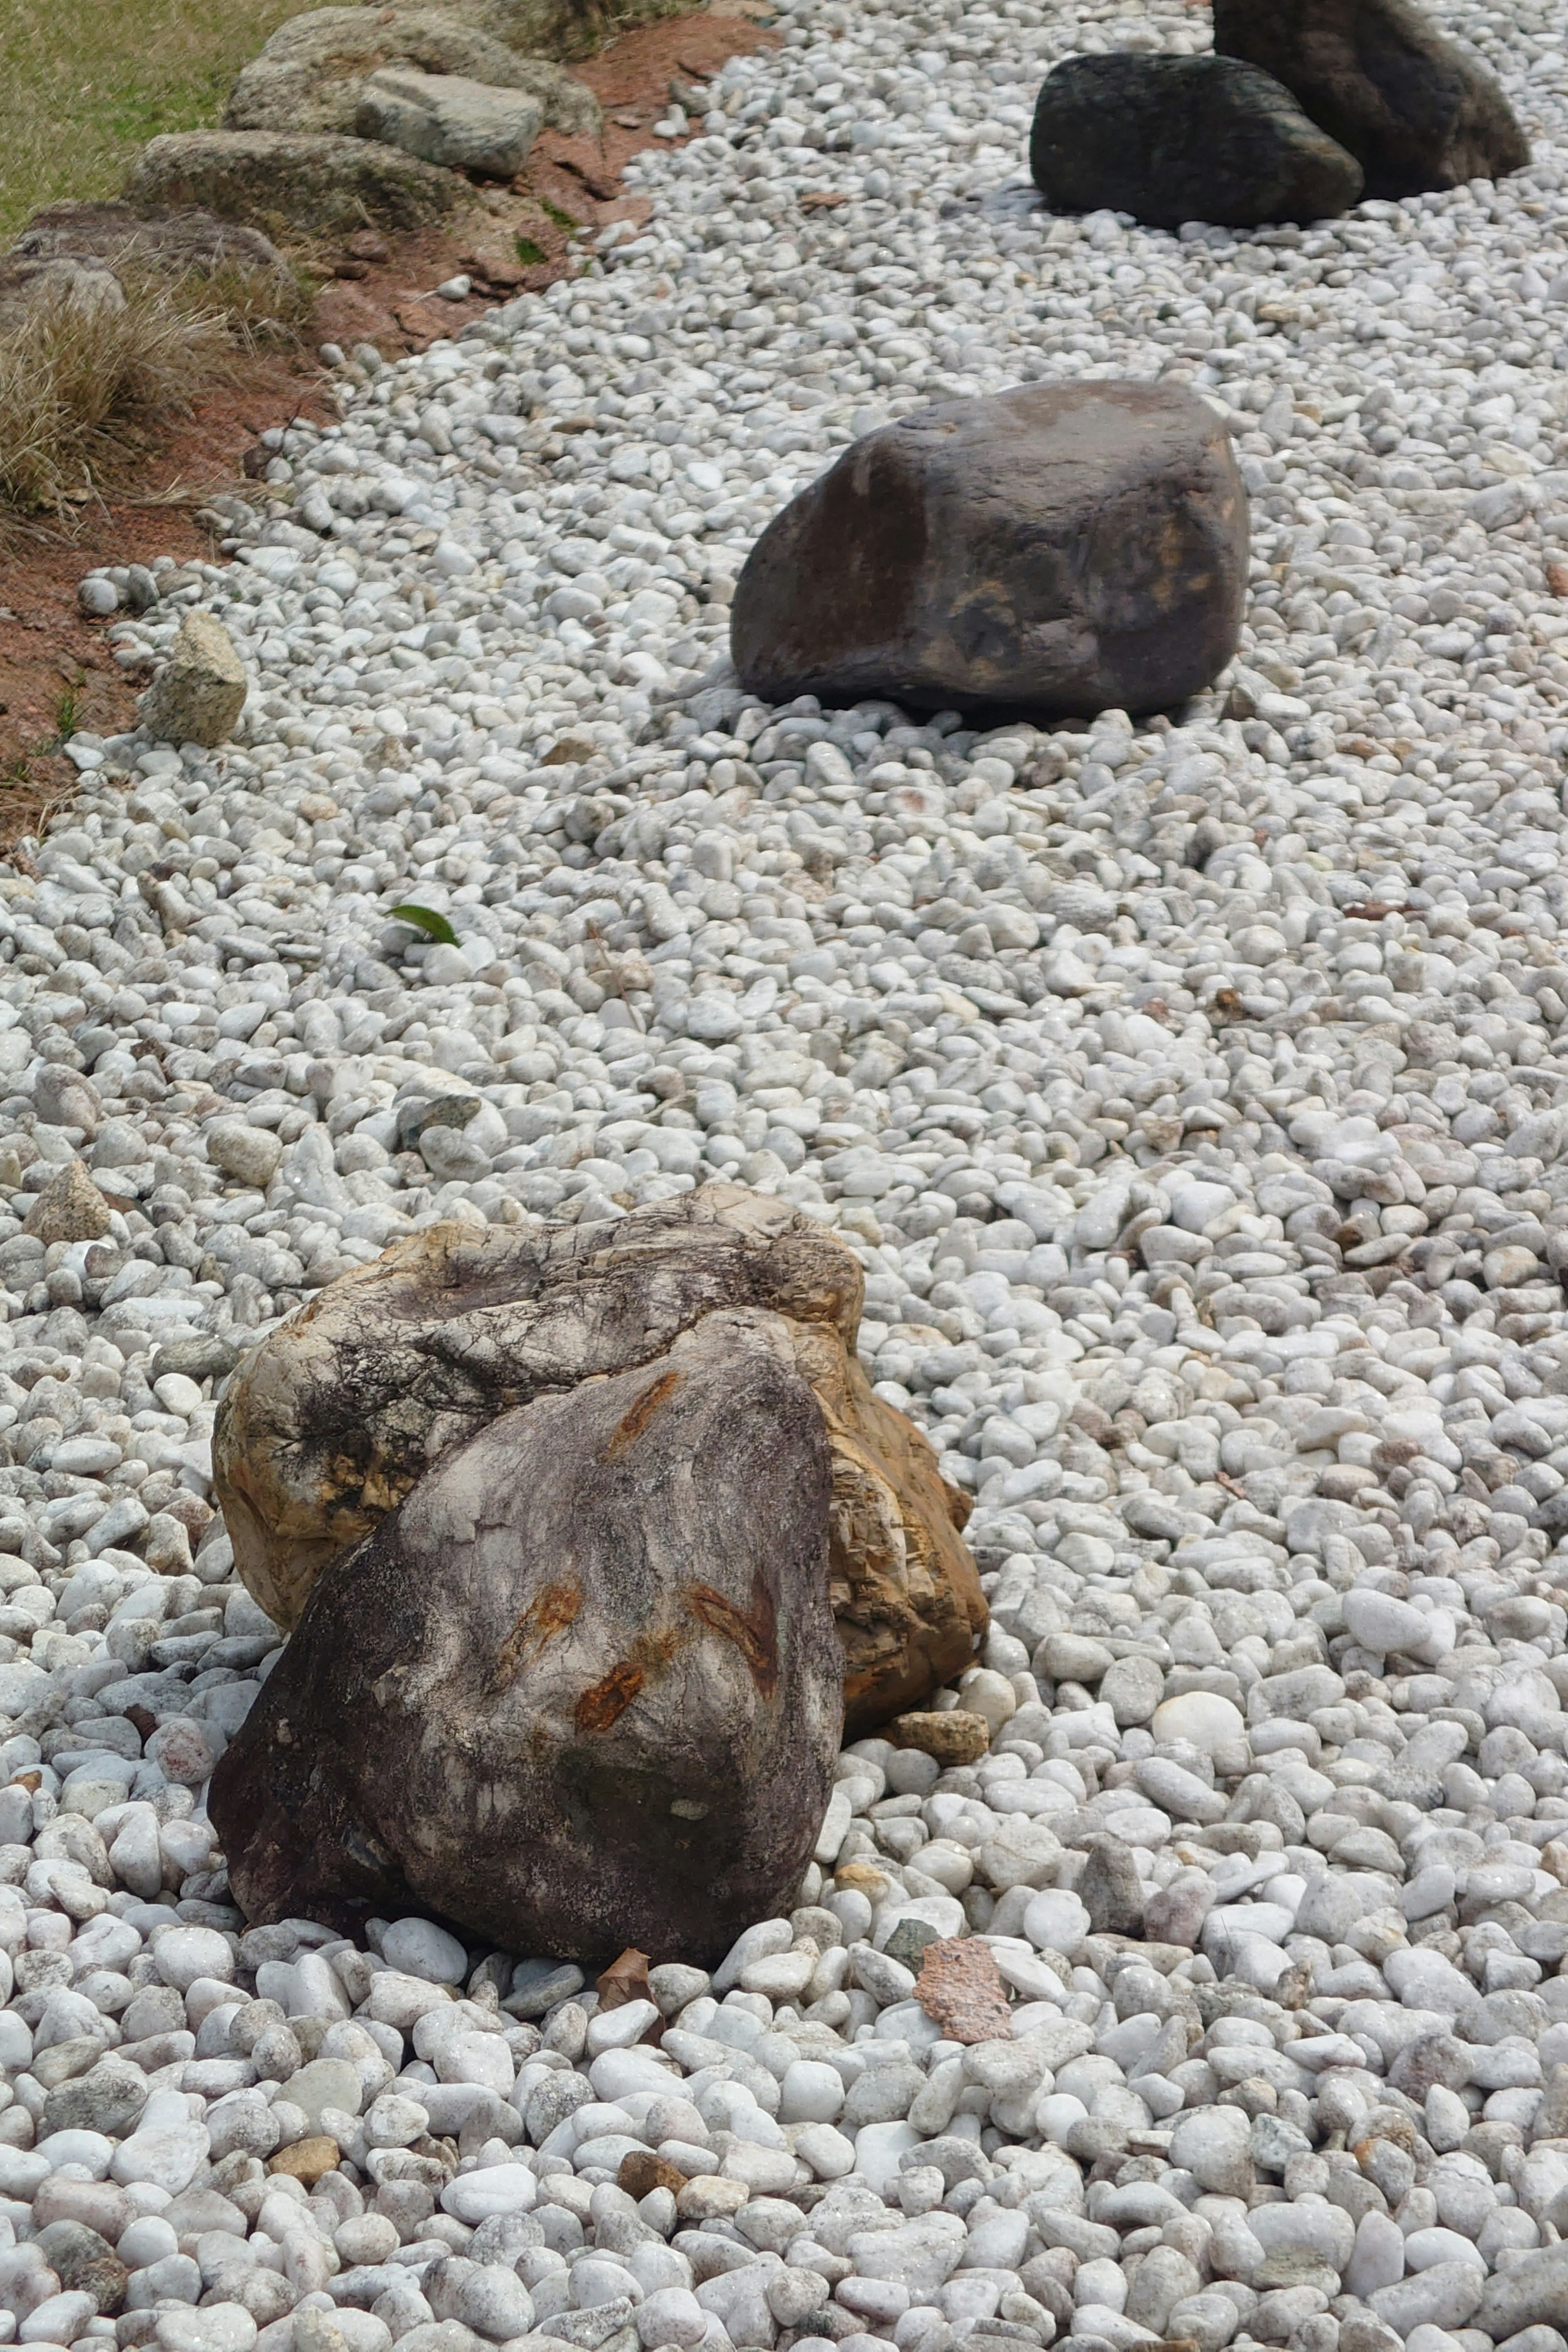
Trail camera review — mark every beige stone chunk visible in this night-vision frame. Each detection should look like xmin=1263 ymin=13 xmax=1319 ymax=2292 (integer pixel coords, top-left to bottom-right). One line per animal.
xmin=140 ymin=611 xmax=247 ymax=749
xmin=24 ymin=1161 xmax=112 ymax=1244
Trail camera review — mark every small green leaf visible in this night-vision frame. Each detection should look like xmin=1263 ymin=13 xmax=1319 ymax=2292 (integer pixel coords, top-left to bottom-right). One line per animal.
xmin=388 ymin=902 xmax=458 ymax=946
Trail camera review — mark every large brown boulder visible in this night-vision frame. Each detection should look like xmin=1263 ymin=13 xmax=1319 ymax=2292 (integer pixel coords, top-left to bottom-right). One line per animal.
xmin=122 ymin=133 xmax=467 ymax=238
xmin=1029 ymin=56 xmax=1363 ymax=229
xmin=728 ymin=383 xmax=1249 ymax=720
xmin=225 ymin=8 xmax=600 ymax=142
xmin=214 ymin=1185 xmax=984 ymax=1735
xmin=210 ymin=1313 xmax=844 ymax=1962
xmin=1212 ymin=0 xmax=1527 ymax=199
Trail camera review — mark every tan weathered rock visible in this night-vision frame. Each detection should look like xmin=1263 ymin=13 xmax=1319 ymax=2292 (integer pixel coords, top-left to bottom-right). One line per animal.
xmin=212 ymin=1184 xmax=984 ymax=1735
xmin=124 ymin=132 xmax=467 ymax=238
xmin=886 ymin=1708 xmax=991 ymax=1765
xmin=225 ymin=8 xmax=601 ymax=140
xmin=267 ymin=2136 xmax=340 ymax=2185
xmin=23 ymin=1163 xmax=112 ymax=1245
xmin=139 ymin=612 xmax=247 ymax=749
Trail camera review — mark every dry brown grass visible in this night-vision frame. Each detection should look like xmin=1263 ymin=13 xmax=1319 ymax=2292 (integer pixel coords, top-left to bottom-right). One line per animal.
xmin=0 ymin=263 xmax=304 ymax=520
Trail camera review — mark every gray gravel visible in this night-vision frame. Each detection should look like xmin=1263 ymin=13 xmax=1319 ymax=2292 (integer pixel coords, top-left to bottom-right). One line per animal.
xmin=16 ymin=0 xmax=1568 ymax=2348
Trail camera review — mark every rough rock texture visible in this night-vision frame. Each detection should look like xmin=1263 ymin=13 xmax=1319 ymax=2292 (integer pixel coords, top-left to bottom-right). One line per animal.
xmin=913 ymin=1937 xmax=1013 ymax=2042
xmin=139 ymin=611 xmax=248 ymax=749
xmin=1213 ymin=0 xmax=1528 ymax=198
xmin=0 ymin=256 xmax=125 ymax=337
xmin=210 ymin=1313 xmax=844 ymax=1962
xmin=1029 ymin=55 xmax=1364 ymax=229
xmin=355 ymin=69 xmax=543 ymax=177
xmin=225 ymin=9 xmax=600 ymax=141
xmin=22 ymin=1163 xmax=112 ymax=1245
xmin=728 ymin=383 xmax=1249 ymax=718
xmin=887 ymin=1708 xmax=991 ymax=1764
xmin=9 ymin=200 xmax=286 ymax=277
xmin=214 ymin=1184 xmax=984 ymax=1733
xmin=122 ymin=132 xmax=467 ymax=236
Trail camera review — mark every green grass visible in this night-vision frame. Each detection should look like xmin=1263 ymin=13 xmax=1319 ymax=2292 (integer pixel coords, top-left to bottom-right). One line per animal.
xmin=0 ymin=0 xmax=308 ymax=242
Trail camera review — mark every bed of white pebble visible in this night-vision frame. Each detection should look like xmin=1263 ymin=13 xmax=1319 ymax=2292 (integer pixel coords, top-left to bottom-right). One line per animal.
xmin=12 ymin=0 xmax=1568 ymax=2349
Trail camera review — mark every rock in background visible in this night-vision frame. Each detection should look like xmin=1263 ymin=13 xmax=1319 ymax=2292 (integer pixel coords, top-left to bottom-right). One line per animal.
xmin=122 ymin=131 xmax=470 ymax=237
xmin=1213 ymin=0 xmax=1528 ymax=198
xmin=730 ymin=383 xmax=1250 ymax=719
xmin=211 ymin=1312 xmax=844 ymax=1961
xmin=1029 ymin=55 xmax=1364 ymax=230
xmin=355 ymin=70 xmax=544 ymax=178
xmin=225 ymin=6 xmax=601 ymax=142
xmin=213 ymin=1183 xmax=986 ymax=1731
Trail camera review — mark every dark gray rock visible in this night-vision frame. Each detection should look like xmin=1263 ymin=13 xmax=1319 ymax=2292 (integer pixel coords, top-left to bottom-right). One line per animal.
xmin=33 ymin=2223 xmax=129 ymax=2316
xmin=729 ymin=381 xmax=1248 ymax=720
xmin=1029 ymin=54 xmax=1363 ymax=230
xmin=1213 ymin=0 xmax=1528 ymax=198
xmin=210 ymin=1310 xmax=844 ymax=1966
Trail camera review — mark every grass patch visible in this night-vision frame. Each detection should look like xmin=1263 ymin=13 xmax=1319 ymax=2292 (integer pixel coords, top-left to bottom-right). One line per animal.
xmin=537 ymin=196 xmax=581 ymax=231
xmin=0 ymin=0 xmax=307 ymax=245
xmin=515 ymin=236 xmax=548 ymax=265
xmin=0 ymin=267 xmax=265 ymax=518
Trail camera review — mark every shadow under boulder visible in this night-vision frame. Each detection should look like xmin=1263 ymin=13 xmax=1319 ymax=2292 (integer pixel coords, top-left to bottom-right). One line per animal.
xmin=1029 ymin=55 xmax=1363 ymax=230
xmin=729 ymin=381 xmax=1248 ymax=719
xmin=210 ymin=1314 xmax=844 ymax=1963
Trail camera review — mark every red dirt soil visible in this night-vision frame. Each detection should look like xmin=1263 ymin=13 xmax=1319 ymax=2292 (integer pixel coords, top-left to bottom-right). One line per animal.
xmin=0 ymin=1 xmax=779 ymax=841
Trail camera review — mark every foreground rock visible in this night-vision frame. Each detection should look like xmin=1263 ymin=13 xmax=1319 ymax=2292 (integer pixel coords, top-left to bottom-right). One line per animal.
xmin=139 ymin=611 xmax=248 ymax=749
xmin=0 ymin=255 xmax=125 ymax=338
xmin=1029 ymin=55 xmax=1363 ymax=229
xmin=730 ymin=383 xmax=1249 ymax=717
xmin=10 ymin=200 xmax=287 ymax=276
xmin=356 ymin=69 xmax=543 ymax=176
xmin=225 ymin=7 xmax=600 ymax=141
xmin=212 ymin=1312 xmax=843 ymax=1960
xmin=1214 ymin=0 xmax=1528 ymax=197
xmin=122 ymin=130 xmax=467 ymax=235
xmin=214 ymin=1184 xmax=984 ymax=1729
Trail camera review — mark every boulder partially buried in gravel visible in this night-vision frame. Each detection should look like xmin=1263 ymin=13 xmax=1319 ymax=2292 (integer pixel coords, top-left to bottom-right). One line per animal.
xmin=213 ymin=1183 xmax=984 ymax=1732
xmin=122 ymin=132 xmax=467 ymax=237
xmin=1029 ymin=55 xmax=1363 ymax=230
xmin=730 ymin=382 xmax=1248 ymax=719
xmin=1213 ymin=0 xmax=1528 ymax=198
xmin=225 ymin=7 xmax=601 ymax=141
xmin=211 ymin=1312 xmax=844 ymax=1962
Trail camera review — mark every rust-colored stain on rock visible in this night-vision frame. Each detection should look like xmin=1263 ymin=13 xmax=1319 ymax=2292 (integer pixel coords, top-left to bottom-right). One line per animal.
xmin=573 ymin=1626 xmax=682 ymax=1734
xmin=490 ymin=1576 xmax=582 ymax=1694
xmin=684 ymin=1574 xmax=778 ymax=1698
xmin=605 ymin=1368 xmax=682 ymax=1459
